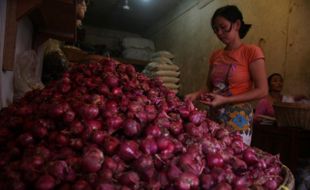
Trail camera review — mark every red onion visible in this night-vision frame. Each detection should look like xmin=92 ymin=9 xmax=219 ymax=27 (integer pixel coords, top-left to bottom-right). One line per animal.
xmin=73 ymin=179 xmax=91 ymax=190
xmin=32 ymin=125 xmax=48 ymax=138
xmin=63 ymin=109 xmax=75 ymax=122
xmin=175 ymin=172 xmax=199 ymax=190
xmin=207 ymin=153 xmax=224 ymax=168
xmin=18 ymin=133 xmax=34 ymax=147
xmin=189 ymin=110 xmax=206 ymax=125
xmin=201 ymin=174 xmax=215 ymax=190
xmin=79 ymin=104 xmax=99 ymax=120
xmin=145 ymin=124 xmax=162 ymax=137
xmin=55 ymin=133 xmax=69 ymax=147
xmin=98 ymin=168 xmax=114 ymax=183
xmin=185 ymin=123 xmax=203 ymax=138
xmin=47 ymin=160 xmax=69 ymax=180
xmin=264 ymin=179 xmax=278 ymax=190
xmin=233 ymin=176 xmax=250 ymax=189
xmin=140 ymin=137 xmax=158 ymax=155
xmin=96 ymin=183 xmax=116 ymax=190
xmin=145 ymin=104 xmax=157 ymax=121
xmin=35 ymin=175 xmax=56 ymax=190
xmin=92 ymin=130 xmax=106 ymax=144
xmin=133 ymin=155 xmax=154 ymax=172
xmin=103 ymin=136 xmax=120 ymax=155
xmin=230 ymin=157 xmax=247 ymax=173
xmin=103 ymin=157 xmax=117 ymax=171
xmin=230 ymin=138 xmax=245 ymax=154
xmin=169 ymin=121 xmax=183 ymax=136
xmin=122 ymin=118 xmax=141 ymax=137
xmin=98 ymin=84 xmax=111 ymax=95
xmin=81 ymin=147 xmax=104 ymax=173
xmin=84 ymin=119 xmax=102 ymax=131
xmin=16 ymin=105 xmax=33 ymax=116
xmin=118 ymin=171 xmax=140 ymax=189
xmin=70 ymin=120 xmax=84 ymax=134
xmin=167 ymin=164 xmax=182 ymax=182
xmin=104 ymin=75 xmax=119 ymax=88
xmin=70 ymin=138 xmax=84 ymax=150
xmin=213 ymin=181 xmax=232 ymax=190
xmin=105 ymin=115 xmax=124 ymax=134
xmin=118 ymin=140 xmax=141 ymax=161
xmin=243 ymin=148 xmax=258 ymax=165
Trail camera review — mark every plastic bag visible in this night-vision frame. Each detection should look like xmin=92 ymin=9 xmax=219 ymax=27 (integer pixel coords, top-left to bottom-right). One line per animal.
xmin=14 ymin=50 xmax=44 ymax=100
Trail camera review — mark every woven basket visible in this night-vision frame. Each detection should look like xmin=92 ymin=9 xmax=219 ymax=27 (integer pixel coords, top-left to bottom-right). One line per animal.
xmin=62 ymin=46 xmax=88 ymax=63
xmin=251 ymin=148 xmax=295 ymax=190
xmin=273 ymin=102 xmax=310 ymax=130
xmin=278 ymin=165 xmax=295 ymax=190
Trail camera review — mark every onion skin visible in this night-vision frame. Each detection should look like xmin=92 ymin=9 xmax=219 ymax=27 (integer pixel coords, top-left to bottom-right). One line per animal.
xmin=213 ymin=182 xmax=232 ymax=190
xmin=201 ymin=174 xmax=215 ymax=190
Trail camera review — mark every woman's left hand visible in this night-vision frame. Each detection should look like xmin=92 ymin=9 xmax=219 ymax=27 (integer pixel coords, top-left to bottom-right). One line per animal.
xmin=199 ymin=93 xmax=228 ymax=107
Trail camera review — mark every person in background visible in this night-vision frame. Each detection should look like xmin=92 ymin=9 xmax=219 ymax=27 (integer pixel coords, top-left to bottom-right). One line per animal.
xmin=185 ymin=5 xmax=268 ymax=145
xmin=254 ymin=73 xmax=297 ymax=124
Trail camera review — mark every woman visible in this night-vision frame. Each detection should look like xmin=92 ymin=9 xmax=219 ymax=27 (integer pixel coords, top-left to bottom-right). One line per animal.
xmin=254 ymin=73 xmax=294 ymax=124
xmin=185 ymin=5 xmax=268 ymax=145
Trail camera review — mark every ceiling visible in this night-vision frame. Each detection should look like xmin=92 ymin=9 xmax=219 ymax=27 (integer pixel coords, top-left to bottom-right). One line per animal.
xmin=83 ymin=0 xmax=182 ymax=34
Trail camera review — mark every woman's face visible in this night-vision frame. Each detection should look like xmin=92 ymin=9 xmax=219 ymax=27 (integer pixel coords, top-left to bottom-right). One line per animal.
xmin=269 ymin=75 xmax=283 ymax=92
xmin=212 ymin=16 xmax=239 ymax=45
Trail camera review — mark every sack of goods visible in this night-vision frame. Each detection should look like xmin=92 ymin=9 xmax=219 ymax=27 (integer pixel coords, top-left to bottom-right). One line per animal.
xmin=143 ymin=51 xmax=180 ymax=93
xmin=122 ymin=37 xmax=155 ymax=61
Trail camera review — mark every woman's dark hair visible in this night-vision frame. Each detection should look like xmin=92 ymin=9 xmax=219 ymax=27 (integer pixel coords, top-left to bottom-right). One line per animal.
xmin=211 ymin=5 xmax=251 ymax=39
xmin=267 ymin=73 xmax=283 ymax=91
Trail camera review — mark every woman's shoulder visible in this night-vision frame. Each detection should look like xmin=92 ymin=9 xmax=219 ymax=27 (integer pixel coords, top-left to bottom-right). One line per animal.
xmin=211 ymin=48 xmax=224 ymax=56
xmin=241 ymin=44 xmax=263 ymax=52
xmin=240 ymin=44 xmax=265 ymax=61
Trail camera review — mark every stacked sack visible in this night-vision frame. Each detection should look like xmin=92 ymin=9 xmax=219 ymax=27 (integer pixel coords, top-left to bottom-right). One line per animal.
xmin=143 ymin=51 xmax=180 ymax=93
xmin=122 ymin=37 xmax=155 ymax=61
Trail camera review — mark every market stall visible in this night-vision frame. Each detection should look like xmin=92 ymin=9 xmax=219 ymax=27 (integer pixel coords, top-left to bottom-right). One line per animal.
xmin=2 ymin=0 xmax=310 ymax=189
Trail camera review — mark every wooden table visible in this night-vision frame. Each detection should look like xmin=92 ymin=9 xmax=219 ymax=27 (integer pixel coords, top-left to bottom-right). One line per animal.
xmin=251 ymin=124 xmax=310 ymax=174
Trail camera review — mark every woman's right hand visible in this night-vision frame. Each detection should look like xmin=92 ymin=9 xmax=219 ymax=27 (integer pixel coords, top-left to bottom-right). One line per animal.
xmin=184 ymin=90 xmax=202 ymax=102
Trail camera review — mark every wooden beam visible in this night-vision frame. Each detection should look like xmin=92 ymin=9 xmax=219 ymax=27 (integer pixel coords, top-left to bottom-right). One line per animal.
xmin=16 ymin=0 xmax=42 ymax=21
xmin=2 ymin=0 xmax=17 ymax=71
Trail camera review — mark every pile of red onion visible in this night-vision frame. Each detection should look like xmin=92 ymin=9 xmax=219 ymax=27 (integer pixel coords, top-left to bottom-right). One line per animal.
xmin=0 ymin=59 xmax=284 ymax=190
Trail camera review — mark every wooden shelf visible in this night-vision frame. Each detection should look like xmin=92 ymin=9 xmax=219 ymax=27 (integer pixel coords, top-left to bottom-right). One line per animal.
xmin=16 ymin=0 xmax=42 ymax=21
xmin=30 ymin=0 xmax=77 ymax=48
xmin=113 ymin=57 xmax=149 ymax=72
xmin=2 ymin=0 xmax=77 ymax=71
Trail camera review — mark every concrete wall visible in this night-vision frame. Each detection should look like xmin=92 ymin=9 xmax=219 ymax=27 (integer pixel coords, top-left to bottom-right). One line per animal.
xmin=147 ymin=0 xmax=310 ymax=97
xmin=84 ymin=26 xmax=141 ymax=55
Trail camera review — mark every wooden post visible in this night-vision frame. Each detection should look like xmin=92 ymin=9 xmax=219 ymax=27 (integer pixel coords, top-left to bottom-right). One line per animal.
xmin=2 ymin=0 xmax=17 ymax=71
